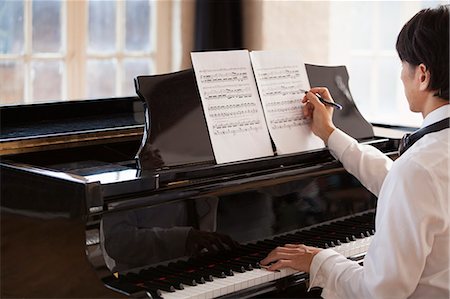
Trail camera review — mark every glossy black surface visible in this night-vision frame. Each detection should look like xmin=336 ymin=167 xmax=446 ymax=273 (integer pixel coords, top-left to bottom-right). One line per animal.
xmin=0 ymin=97 xmax=144 ymax=140
xmin=101 ymin=168 xmax=376 ymax=272
xmin=105 ymin=210 xmax=376 ymax=298
xmin=135 ymin=69 xmax=215 ymax=169
xmin=134 ymin=65 xmax=375 ymax=172
xmin=1 ymin=65 xmax=400 ymax=298
xmin=305 ymin=64 xmax=374 ymax=140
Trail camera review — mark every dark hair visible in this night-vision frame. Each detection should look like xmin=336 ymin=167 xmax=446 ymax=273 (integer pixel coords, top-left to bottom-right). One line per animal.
xmin=396 ymin=5 xmax=449 ymax=100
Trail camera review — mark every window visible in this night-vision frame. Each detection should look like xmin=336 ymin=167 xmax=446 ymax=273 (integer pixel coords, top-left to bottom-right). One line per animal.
xmin=0 ymin=0 xmax=181 ymax=105
xmin=329 ymin=1 xmax=446 ymax=127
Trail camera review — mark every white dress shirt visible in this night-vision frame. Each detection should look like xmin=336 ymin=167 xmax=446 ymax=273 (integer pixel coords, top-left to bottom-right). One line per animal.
xmin=309 ymin=105 xmax=450 ymax=298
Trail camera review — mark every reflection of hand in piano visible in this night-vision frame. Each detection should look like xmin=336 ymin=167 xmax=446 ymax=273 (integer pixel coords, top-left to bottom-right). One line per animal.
xmin=185 ymin=229 xmax=239 ymax=256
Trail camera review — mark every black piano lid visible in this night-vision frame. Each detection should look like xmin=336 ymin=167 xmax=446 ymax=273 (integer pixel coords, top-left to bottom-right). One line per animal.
xmin=0 ymin=96 xmax=144 ymax=141
xmin=134 ymin=65 xmax=378 ymax=185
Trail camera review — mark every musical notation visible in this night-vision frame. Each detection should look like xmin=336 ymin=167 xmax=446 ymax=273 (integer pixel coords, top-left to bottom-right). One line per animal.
xmin=250 ymin=50 xmax=324 ymax=155
xmin=209 ymin=108 xmax=259 ymax=119
xmin=204 ymin=86 xmax=252 ymax=101
xmin=260 ymin=84 xmax=302 ymax=98
xmin=208 ymin=102 xmax=257 ymax=111
xmin=270 ymin=115 xmax=309 ymax=130
xmin=266 ymin=105 xmax=302 ymax=114
xmin=191 ymin=50 xmax=274 ymax=163
xmin=256 ymin=68 xmax=301 ymax=81
xmin=200 ymin=69 xmax=249 ymax=84
xmin=212 ymin=119 xmax=262 ymax=136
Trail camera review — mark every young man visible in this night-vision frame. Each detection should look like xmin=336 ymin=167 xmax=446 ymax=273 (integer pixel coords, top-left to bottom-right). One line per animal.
xmin=261 ymin=6 xmax=449 ymax=298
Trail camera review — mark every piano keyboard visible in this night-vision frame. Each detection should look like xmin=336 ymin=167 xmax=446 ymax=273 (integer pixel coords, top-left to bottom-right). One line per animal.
xmin=105 ymin=211 xmax=375 ymax=299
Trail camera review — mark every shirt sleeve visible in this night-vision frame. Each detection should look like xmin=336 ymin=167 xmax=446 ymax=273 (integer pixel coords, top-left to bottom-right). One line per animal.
xmin=309 ymin=157 xmax=444 ymax=298
xmin=327 ymin=129 xmax=393 ymax=196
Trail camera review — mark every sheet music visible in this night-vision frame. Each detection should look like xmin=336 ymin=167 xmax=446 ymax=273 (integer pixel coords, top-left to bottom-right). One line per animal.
xmin=191 ymin=50 xmax=274 ymax=164
xmin=250 ymin=50 xmax=324 ymax=154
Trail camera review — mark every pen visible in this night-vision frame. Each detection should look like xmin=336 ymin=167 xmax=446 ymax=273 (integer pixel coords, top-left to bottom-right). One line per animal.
xmin=301 ymin=89 xmax=343 ymax=110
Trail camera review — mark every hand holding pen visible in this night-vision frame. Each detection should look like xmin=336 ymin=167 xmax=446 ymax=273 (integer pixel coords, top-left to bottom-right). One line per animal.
xmin=301 ymin=87 xmax=338 ymax=143
xmin=300 ymin=89 xmax=343 ymax=110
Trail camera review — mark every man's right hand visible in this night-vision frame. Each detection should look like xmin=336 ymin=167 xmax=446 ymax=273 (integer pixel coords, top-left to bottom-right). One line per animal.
xmin=302 ymin=87 xmax=337 ymax=143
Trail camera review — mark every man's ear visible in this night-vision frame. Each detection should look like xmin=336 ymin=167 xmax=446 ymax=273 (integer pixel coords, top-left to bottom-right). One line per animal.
xmin=417 ymin=63 xmax=431 ymax=91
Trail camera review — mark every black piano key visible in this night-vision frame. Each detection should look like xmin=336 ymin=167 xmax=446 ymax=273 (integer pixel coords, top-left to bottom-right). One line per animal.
xmin=178 ymin=270 xmax=206 ymax=284
xmin=236 ymin=245 xmax=263 ymax=256
xmin=212 ymin=264 xmax=235 ymax=276
xmin=163 ymin=278 xmax=185 ymax=290
xmin=200 ymin=255 xmax=249 ymax=272
xmin=105 ymin=279 xmax=154 ymax=297
xmin=196 ymin=269 xmax=220 ymax=281
xmin=143 ymin=281 xmax=176 ymax=293
xmin=137 ymin=269 xmax=159 ymax=280
xmin=153 ymin=268 xmax=197 ymax=287
xmin=241 ymin=243 xmax=270 ymax=254
xmin=155 ymin=266 xmax=197 ymax=281
xmin=251 ymin=242 xmax=276 ymax=252
xmin=147 ymin=289 xmax=163 ymax=299
xmin=117 ymin=275 xmax=163 ymax=299
xmin=187 ymin=261 xmax=227 ymax=278
xmin=205 ymin=268 xmax=227 ymax=278
xmin=237 ymin=257 xmax=261 ymax=269
xmin=229 ymin=263 xmax=247 ymax=273
xmin=231 ymin=259 xmax=254 ymax=270
xmin=135 ymin=285 xmax=163 ymax=299
xmin=139 ymin=270 xmax=181 ymax=289
xmin=137 ymin=271 xmax=183 ymax=291
xmin=170 ymin=262 xmax=213 ymax=282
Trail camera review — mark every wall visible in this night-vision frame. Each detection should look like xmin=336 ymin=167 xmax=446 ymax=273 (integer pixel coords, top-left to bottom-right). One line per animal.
xmin=243 ymin=1 xmax=330 ymax=65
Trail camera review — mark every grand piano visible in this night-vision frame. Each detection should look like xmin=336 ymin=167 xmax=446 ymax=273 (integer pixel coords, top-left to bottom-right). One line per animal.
xmin=1 ymin=65 xmax=400 ymax=298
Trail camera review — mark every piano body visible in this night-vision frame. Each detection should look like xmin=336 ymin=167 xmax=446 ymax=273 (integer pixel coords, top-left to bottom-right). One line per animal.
xmin=1 ymin=65 xmax=399 ymax=298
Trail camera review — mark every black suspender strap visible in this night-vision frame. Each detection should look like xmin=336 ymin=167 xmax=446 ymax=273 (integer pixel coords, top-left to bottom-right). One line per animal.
xmin=398 ymin=117 xmax=450 ymax=156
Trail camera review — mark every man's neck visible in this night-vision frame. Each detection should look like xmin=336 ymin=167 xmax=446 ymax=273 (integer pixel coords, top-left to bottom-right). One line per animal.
xmin=421 ymin=96 xmax=449 ymax=118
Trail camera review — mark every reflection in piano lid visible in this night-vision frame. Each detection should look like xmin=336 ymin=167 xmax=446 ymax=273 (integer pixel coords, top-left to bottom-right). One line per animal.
xmin=0 ymin=65 xmax=400 ymax=298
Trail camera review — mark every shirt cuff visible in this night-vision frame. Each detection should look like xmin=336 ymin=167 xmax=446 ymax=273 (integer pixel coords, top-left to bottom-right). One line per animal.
xmin=309 ymin=248 xmax=340 ymax=289
xmin=327 ymin=129 xmax=357 ymax=161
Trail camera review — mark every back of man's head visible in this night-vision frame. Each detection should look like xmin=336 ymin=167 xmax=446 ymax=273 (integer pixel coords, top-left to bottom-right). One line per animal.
xmin=396 ymin=5 xmax=449 ymax=100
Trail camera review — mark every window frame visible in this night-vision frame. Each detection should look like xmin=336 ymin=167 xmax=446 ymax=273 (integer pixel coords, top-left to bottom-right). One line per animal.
xmin=328 ymin=1 xmax=445 ymax=127
xmin=0 ymin=0 xmax=178 ymax=104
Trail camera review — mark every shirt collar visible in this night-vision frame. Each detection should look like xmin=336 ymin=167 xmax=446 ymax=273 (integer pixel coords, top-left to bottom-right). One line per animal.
xmin=421 ymin=104 xmax=450 ymax=128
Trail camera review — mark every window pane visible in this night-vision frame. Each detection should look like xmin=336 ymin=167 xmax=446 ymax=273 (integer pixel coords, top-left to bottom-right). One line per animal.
xmin=87 ymin=59 xmax=116 ymax=98
xmin=422 ymin=1 xmax=444 ymax=9
xmin=349 ymin=57 xmax=373 ymax=116
xmin=351 ymin=2 xmax=374 ymax=50
xmin=125 ymin=0 xmax=151 ymax=52
xmin=0 ymin=61 xmax=24 ymax=105
xmin=0 ymin=1 xmax=24 ymax=54
xmin=376 ymin=57 xmax=400 ymax=119
xmin=379 ymin=2 xmax=402 ymax=50
xmin=88 ymin=0 xmax=116 ymax=53
xmin=31 ymin=60 xmax=63 ymax=102
xmin=123 ymin=59 xmax=151 ymax=95
xmin=32 ymin=0 xmax=63 ymax=53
